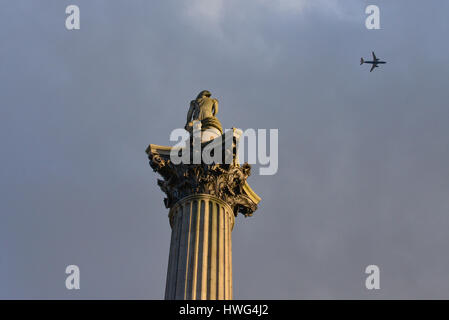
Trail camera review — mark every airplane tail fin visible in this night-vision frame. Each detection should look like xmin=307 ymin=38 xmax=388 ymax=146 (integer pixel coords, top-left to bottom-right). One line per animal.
xmin=360 ymin=58 xmax=364 ymax=65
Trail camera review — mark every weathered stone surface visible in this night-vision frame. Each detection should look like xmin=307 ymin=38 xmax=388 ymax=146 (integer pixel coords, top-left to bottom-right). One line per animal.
xmin=165 ymin=195 xmax=234 ymax=300
xmin=147 ymin=137 xmax=259 ymax=217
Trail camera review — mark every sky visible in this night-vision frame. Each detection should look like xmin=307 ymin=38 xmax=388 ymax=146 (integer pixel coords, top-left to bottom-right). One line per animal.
xmin=1 ymin=0 xmax=449 ymax=299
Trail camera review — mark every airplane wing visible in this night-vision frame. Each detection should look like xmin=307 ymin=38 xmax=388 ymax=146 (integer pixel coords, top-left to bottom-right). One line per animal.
xmin=372 ymin=51 xmax=378 ymax=61
xmin=370 ymin=64 xmax=377 ymax=72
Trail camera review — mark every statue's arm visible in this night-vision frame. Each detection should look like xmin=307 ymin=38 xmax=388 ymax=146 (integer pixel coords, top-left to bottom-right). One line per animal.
xmin=186 ymin=100 xmax=195 ymax=124
xmin=212 ymin=98 xmax=219 ymax=116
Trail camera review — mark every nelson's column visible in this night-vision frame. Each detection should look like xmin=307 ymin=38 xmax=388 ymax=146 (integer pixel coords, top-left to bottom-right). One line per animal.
xmin=146 ymin=90 xmax=260 ymax=300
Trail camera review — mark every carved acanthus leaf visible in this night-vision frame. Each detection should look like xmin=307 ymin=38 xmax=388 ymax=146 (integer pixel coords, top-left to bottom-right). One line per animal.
xmin=148 ymin=151 xmax=257 ymax=217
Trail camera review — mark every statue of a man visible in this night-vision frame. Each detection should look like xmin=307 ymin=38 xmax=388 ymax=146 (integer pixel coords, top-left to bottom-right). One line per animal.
xmin=185 ymin=90 xmax=223 ymax=134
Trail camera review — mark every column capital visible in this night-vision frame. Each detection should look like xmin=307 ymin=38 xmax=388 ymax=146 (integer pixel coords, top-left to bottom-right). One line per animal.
xmin=146 ymin=131 xmax=260 ymax=217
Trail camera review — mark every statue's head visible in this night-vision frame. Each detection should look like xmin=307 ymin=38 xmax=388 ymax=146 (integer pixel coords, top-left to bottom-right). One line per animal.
xmin=196 ymin=90 xmax=211 ymax=99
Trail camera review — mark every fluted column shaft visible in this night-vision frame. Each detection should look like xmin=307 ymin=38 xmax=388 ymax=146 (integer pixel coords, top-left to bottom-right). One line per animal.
xmin=165 ymin=194 xmax=234 ymax=300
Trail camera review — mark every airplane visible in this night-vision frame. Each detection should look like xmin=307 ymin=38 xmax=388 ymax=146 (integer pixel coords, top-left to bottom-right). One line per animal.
xmin=360 ymin=51 xmax=386 ymax=72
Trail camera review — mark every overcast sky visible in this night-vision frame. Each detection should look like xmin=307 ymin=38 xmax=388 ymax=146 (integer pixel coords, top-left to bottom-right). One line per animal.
xmin=1 ymin=0 xmax=449 ymax=299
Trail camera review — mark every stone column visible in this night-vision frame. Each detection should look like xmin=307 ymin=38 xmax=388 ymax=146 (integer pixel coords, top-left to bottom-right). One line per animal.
xmin=146 ymin=129 xmax=260 ymax=300
xmin=165 ymin=194 xmax=234 ymax=300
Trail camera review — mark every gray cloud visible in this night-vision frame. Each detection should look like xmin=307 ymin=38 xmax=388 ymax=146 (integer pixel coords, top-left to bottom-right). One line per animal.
xmin=1 ymin=0 xmax=449 ymax=299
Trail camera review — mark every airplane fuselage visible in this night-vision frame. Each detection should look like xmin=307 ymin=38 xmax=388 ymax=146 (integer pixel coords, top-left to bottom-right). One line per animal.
xmin=363 ymin=61 xmax=386 ymax=64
